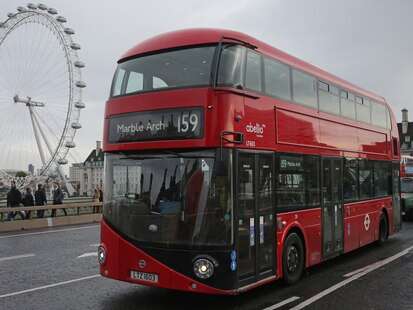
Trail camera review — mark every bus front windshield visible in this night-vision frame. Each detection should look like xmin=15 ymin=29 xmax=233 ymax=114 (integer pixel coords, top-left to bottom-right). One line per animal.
xmin=111 ymin=45 xmax=216 ymax=97
xmin=104 ymin=149 xmax=233 ymax=247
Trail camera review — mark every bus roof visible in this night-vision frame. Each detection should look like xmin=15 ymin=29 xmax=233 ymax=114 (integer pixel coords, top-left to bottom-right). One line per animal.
xmin=120 ymin=28 xmax=386 ymax=104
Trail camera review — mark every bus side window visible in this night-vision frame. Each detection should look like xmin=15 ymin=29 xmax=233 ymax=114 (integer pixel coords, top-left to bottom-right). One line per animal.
xmin=371 ymin=101 xmax=387 ymax=128
xmin=292 ymin=69 xmax=317 ymax=109
xmin=263 ymin=57 xmax=291 ymax=100
xmin=318 ymin=81 xmax=340 ymax=115
xmin=343 ymin=158 xmax=359 ymax=202
xmin=245 ymin=50 xmax=262 ymax=92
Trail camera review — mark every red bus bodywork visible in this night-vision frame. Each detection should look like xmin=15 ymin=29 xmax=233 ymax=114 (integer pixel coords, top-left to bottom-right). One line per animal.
xmin=100 ymin=28 xmax=401 ymax=294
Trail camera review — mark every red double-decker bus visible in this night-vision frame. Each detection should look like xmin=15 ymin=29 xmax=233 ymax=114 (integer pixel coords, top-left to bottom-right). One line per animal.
xmin=99 ymin=28 xmax=401 ymax=294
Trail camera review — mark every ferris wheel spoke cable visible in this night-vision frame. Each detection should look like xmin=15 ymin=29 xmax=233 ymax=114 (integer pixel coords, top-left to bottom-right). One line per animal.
xmin=34 ymin=109 xmax=63 ymax=145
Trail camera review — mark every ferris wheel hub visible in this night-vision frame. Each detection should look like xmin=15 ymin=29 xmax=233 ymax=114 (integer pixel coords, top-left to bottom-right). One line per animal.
xmin=13 ymin=95 xmax=45 ymax=107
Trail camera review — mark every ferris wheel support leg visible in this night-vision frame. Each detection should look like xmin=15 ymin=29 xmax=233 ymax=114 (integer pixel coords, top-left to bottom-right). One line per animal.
xmin=31 ymin=110 xmax=55 ymax=157
xmin=28 ymin=106 xmax=46 ymax=165
xmin=31 ymin=111 xmax=75 ymax=196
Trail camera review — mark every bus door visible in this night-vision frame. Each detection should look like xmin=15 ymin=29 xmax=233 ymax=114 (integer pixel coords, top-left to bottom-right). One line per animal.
xmin=321 ymin=158 xmax=344 ymax=258
xmin=236 ymin=151 xmax=276 ymax=286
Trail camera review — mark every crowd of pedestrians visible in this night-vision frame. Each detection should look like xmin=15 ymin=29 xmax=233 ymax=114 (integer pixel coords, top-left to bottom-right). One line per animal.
xmin=3 ymin=182 xmax=103 ymax=221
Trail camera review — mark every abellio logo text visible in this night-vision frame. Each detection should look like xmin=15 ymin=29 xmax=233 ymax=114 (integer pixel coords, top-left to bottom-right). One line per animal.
xmin=245 ymin=122 xmax=265 ymax=137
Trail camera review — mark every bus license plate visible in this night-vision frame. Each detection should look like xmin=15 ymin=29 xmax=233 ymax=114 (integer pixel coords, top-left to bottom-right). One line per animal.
xmin=130 ymin=270 xmax=159 ymax=283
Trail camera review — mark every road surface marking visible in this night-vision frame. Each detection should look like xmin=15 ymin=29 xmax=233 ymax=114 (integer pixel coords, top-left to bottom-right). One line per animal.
xmin=77 ymin=252 xmax=97 ymax=258
xmin=343 ymin=265 xmax=370 ymax=278
xmin=0 ymin=254 xmax=35 ymax=262
xmin=0 ymin=274 xmax=100 ymax=299
xmin=263 ymin=296 xmax=300 ymax=310
xmin=289 ymin=245 xmax=413 ymax=310
xmin=0 ymin=225 xmax=98 ymax=240
xmin=90 ymin=243 xmax=100 ymax=247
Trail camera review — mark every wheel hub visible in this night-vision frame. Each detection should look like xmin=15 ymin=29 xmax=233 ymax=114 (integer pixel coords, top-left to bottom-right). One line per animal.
xmin=287 ymin=245 xmax=299 ymax=272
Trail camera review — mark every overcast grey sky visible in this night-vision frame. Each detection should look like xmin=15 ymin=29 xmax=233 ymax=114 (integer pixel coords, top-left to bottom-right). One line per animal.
xmin=2 ymin=0 xmax=413 ymax=162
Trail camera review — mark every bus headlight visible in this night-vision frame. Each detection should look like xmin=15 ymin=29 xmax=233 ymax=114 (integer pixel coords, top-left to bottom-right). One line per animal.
xmin=98 ymin=245 xmax=106 ymax=265
xmin=193 ymin=258 xmax=214 ymax=279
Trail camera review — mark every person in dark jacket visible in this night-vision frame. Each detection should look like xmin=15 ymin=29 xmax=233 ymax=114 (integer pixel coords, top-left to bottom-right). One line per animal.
xmin=35 ymin=184 xmax=47 ymax=218
xmin=22 ymin=187 xmax=35 ymax=219
xmin=7 ymin=181 xmax=24 ymax=220
xmin=51 ymin=183 xmax=67 ymax=217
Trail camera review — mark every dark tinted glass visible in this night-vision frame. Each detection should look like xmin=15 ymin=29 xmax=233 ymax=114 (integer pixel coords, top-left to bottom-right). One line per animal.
xmin=111 ymin=45 xmax=216 ymax=97
xmin=277 ymin=155 xmax=305 ymax=207
xmin=359 ymin=159 xmax=374 ymax=198
xmin=344 ymin=158 xmax=358 ymax=201
xmin=374 ymin=161 xmax=391 ymax=197
xmin=104 ymin=149 xmax=232 ymax=246
xmin=305 ymin=156 xmax=320 ymax=206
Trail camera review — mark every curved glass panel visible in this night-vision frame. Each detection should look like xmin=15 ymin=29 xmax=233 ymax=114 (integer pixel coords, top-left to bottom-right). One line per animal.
xmin=104 ymin=149 xmax=233 ymax=247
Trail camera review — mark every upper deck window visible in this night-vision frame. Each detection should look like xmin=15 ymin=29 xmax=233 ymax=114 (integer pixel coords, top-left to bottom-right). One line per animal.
xmin=217 ymin=44 xmax=244 ymax=87
xmin=263 ymin=57 xmax=291 ymax=100
xmin=245 ymin=50 xmax=262 ymax=92
xmin=356 ymin=97 xmax=371 ymax=123
xmin=111 ymin=45 xmax=216 ymax=97
xmin=340 ymin=90 xmax=356 ymax=120
xmin=371 ymin=101 xmax=387 ymax=128
xmin=319 ymin=81 xmax=340 ymax=115
xmin=292 ymin=69 xmax=317 ymax=108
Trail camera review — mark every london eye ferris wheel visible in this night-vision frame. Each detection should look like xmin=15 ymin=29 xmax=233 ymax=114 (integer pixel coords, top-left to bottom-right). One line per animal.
xmin=0 ymin=3 xmax=85 ymax=189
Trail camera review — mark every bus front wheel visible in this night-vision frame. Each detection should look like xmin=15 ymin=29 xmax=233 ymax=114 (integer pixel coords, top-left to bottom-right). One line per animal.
xmin=282 ymin=232 xmax=305 ymax=285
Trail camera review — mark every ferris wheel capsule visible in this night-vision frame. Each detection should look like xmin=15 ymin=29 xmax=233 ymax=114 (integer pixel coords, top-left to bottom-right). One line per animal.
xmin=74 ymin=101 xmax=85 ymax=109
xmin=70 ymin=43 xmax=81 ymax=50
xmin=17 ymin=6 xmax=27 ymax=13
xmin=7 ymin=13 xmax=16 ymax=18
xmin=65 ymin=141 xmax=76 ymax=148
xmin=71 ymin=122 xmax=82 ymax=129
xmin=0 ymin=23 xmax=6 ymax=28
xmin=38 ymin=4 xmax=47 ymax=10
xmin=57 ymin=158 xmax=68 ymax=165
xmin=27 ymin=3 xmax=38 ymax=10
xmin=56 ymin=16 xmax=66 ymax=23
xmin=64 ymin=28 xmax=75 ymax=35
xmin=74 ymin=60 xmax=85 ymax=68
xmin=75 ymin=81 xmax=86 ymax=88
xmin=47 ymin=8 xmax=58 ymax=15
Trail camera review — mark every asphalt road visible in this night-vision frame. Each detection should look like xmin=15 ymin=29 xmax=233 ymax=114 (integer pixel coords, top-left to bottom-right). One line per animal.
xmin=1 ymin=222 xmax=413 ymax=310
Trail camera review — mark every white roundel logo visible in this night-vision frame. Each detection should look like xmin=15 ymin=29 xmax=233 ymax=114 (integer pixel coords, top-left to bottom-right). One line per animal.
xmin=364 ymin=214 xmax=371 ymax=231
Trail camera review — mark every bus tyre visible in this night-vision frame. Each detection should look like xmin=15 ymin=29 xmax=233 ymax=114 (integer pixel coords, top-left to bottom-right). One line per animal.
xmin=378 ymin=213 xmax=389 ymax=244
xmin=282 ymin=232 xmax=304 ymax=285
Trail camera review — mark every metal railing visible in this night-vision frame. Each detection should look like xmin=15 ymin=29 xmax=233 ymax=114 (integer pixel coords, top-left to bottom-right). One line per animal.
xmin=0 ymin=202 xmax=103 ymax=222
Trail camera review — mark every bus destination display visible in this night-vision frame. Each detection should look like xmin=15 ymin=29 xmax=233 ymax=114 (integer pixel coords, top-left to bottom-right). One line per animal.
xmin=109 ymin=108 xmax=203 ymax=143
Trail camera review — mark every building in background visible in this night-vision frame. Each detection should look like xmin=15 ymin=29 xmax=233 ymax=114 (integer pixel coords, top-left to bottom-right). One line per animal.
xmin=69 ymin=163 xmax=83 ymax=195
xmin=398 ymin=109 xmax=413 ymax=156
xmin=28 ymin=164 xmax=34 ymax=175
xmin=69 ymin=141 xmax=104 ymax=196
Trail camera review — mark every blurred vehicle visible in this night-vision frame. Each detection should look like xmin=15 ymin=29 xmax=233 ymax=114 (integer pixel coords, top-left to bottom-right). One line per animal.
xmin=401 ymin=177 xmax=413 ymax=220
